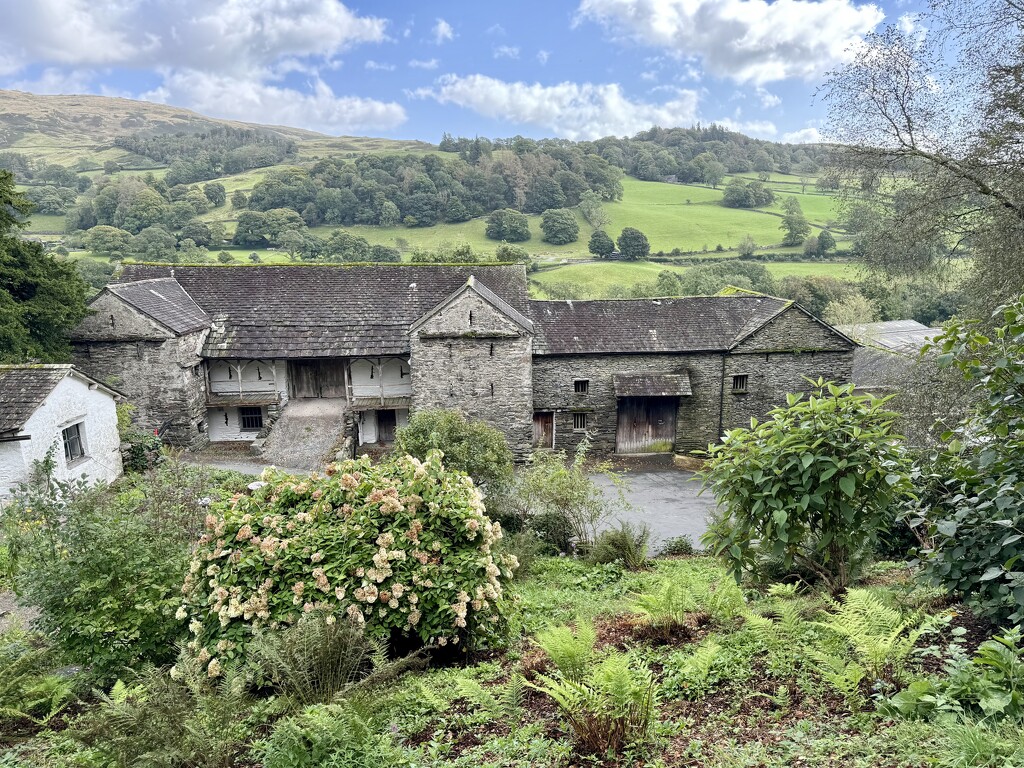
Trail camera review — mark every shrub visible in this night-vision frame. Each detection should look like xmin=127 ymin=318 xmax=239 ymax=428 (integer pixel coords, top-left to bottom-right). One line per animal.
xmin=659 ymin=535 xmax=696 ymax=557
xmin=701 ymin=380 xmax=913 ymax=594
xmin=73 ymin=652 xmax=259 ymax=768
xmin=178 ymin=452 xmax=516 ymax=672
xmin=590 ymin=522 xmax=650 ymax=570
xmin=393 ymin=409 xmax=513 ymax=494
xmin=540 ymin=208 xmax=580 ymax=245
xmin=2 ymin=458 xmax=247 ymax=682
xmin=0 ymin=628 xmax=74 ymax=728
xmin=117 ymin=402 xmax=162 ymax=472
xmin=515 ymin=440 xmax=628 ymax=553
xmin=249 ymin=613 xmax=377 ymax=706
xmin=261 ymin=702 xmax=399 ymax=768
xmin=912 ymin=300 xmax=1024 ymax=624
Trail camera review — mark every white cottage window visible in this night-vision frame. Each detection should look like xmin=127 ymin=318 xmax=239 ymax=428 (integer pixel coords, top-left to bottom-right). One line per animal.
xmin=62 ymin=422 xmax=86 ymax=463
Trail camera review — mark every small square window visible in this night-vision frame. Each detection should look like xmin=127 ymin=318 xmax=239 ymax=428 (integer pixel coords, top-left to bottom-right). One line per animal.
xmin=239 ymin=407 xmax=264 ymax=431
xmin=574 ymin=379 xmax=590 ymax=394
xmin=731 ymin=374 xmax=749 ymax=393
xmin=62 ymin=422 xmax=86 ymax=463
xmin=573 ymin=412 xmax=588 ymax=431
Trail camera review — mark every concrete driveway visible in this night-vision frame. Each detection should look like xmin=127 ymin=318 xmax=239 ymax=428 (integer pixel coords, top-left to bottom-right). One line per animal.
xmin=591 ymin=461 xmax=718 ymax=551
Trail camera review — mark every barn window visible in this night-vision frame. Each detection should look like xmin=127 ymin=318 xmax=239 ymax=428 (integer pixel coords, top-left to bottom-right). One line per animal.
xmin=490 ymin=343 xmax=494 ymax=357
xmin=573 ymin=413 xmax=588 ymax=431
xmin=239 ymin=407 xmax=264 ymax=431
xmin=574 ymin=379 xmax=590 ymax=394
xmin=731 ymin=374 xmax=749 ymax=393
xmin=469 ymin=311 xmax=474 ymax=326
xmin=62 ymin=423 xmax=86 ymax=463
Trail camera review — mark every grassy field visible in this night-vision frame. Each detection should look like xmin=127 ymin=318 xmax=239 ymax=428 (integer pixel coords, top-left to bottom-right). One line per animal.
xmin=529 ymin=257 xmax=857 ymax=298
xmin=603 ymin=176 xmax=842 ymax=254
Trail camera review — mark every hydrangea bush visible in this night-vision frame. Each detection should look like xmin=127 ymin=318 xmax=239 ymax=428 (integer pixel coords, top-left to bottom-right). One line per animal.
xmin=178 ymin=451 xmax=516 ymax=675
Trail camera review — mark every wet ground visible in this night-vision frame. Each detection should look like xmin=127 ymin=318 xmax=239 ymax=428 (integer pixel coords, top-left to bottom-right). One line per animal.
xmin=187 ymin=446 xmax=716 ymax=548
xmin=592 ymin=456 xmax=717 ymax=551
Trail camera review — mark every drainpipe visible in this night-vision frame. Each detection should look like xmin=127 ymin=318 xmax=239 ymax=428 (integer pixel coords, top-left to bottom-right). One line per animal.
xmin=717 ymin=353 xmax=727 ymax=441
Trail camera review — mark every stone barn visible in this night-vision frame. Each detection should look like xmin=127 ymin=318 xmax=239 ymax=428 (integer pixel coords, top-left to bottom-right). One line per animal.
xmin=70 ymin=264 xmax=856 ymax=466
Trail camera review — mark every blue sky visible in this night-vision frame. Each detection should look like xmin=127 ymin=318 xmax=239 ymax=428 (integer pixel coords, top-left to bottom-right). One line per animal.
xmin=0 ymin=0 xmax=925 ymax=143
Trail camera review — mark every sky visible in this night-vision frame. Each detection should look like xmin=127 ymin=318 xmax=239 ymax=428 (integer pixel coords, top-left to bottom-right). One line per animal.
xmin=0 ymin=0 xmax=927 ymax=144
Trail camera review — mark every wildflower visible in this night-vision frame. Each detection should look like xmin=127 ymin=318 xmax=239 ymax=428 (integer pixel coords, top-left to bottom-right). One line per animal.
xmin=335 ymin=586 xmax=346 ymax=600
xmin=175 ymin=606 xmax=188 ymax=621
xmin=340 ymin=473 xmax=358 ymax=490
xmin=311 ymin=550 xmax=324 ymax=563
xmin=207 ymin=658 xmax=222 ymax=678
xmin=236 ymin=524 xmax=253 ymax=541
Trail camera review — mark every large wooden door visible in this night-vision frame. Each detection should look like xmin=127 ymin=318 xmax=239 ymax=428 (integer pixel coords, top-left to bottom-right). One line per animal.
xmin=289 ymin=361 xmax=347 ymax=398
xmin=290 ymin=361 xmax=322 ymax=398
xmin=533 ymin=412 xmax=554 ymax=448
xmin=615 ymin=397 xmax=677 ymax=453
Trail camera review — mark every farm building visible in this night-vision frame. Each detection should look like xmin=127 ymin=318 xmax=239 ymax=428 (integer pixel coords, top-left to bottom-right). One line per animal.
xmin=0 ymin=364 xmax=123 ymax=497
xmin=70 ymin=264 xmax=856 ymax=465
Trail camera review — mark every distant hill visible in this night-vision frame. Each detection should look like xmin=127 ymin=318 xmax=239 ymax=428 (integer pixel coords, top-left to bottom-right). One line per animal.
xmin=0 ymin=90 xmax=431 ymax=165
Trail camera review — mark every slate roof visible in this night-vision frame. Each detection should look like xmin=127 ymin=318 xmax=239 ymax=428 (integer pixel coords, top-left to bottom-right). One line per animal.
xmin=529 ymin=296 xmax=790 ymax=355
xmin=0 ymin=365 xmax=121 ymax=434
xmin=106 ymin=278 xmax=210 ymax=335
xmin=114 ymin=265 xmax=530 ymax=358
xmin=613 ymin=373 xmax=693 ymax=397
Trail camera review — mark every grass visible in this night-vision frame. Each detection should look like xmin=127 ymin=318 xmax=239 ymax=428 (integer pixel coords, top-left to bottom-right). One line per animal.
xmin=601 ymin=176 xmax=841 ymax=254
xmin=529 ymin=258 xmax=858 ymax=298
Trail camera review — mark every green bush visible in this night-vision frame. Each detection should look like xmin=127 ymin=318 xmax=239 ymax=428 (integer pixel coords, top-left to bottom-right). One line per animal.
xmin=2 ymin=458 xmax=245 ymax=682
xmin=261 ymin=702 xmax=400 ymax=768
xmin=116 ymin=402 xmax=162 ymax=472
xmin=701 ymin=380 xmax=913 ymax=594
xmin=912 ymin=299 xmax=1024 ymax=625
xmin=393 ymin=409 xmax=513 ymax=494
xmin=658 ymin=535 xmax=696 ymax=557
xmin=590 ymin=522 xmax=650 ymax=570
xmin=179 ymin=452 xmax=516 ymax=672
xmin=0 ymin=628 xmax=75 ymax=728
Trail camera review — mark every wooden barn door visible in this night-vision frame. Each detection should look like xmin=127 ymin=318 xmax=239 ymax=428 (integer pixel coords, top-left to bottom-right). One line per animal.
xmin=533 ymin=412 xmax=554 ymax=448
xmin=377 ymin=410 xmax=397 ymax=443
xmin=290 ymin=360 xmax=347 ymax=398
xmin=615 ymin=397 xmax=677 ymax=454
xmin=290 ymin=361 xmax=322 ymax=398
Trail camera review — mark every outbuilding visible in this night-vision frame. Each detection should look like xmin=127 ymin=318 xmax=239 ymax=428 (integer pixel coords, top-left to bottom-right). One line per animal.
xmin=0 ymin=364 xmax=123 ymax=497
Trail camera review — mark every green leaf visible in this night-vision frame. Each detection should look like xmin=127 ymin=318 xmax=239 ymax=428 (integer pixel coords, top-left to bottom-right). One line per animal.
xmin=838 ymin=475 xmax=856 ymax=498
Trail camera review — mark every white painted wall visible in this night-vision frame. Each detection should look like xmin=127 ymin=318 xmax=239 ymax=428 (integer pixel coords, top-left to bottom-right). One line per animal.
xmin=1 ymin=375 xmax=123 ymax=497
xmin=207 ymin=406 xmax=267 ymax=442
xmin=350 ymin=357 xmax=412 ymax=398
xmin=356 ymin=408 xmax=409 ymax=445
xmin=208 ymin=360 xmax=288 ymax=399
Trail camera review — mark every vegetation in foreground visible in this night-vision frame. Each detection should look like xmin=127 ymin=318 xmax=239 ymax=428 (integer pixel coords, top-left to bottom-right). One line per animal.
xmin=3 ymin=300 xmax=1024 ymax=766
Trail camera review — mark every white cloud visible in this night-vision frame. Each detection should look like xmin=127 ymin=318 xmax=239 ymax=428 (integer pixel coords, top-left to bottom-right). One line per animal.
xmin=486 ymin=24 xmax=507 ymax=36
xmin=432 ymin=18 xmax=455 ymax=44
xmin=783 ymin=126 xmax=822 ymax=143
xmin=717 ymin=118 xmax=778 ymax=137
xmin=409 ymin=58 xmax=440 ymax=70
xmin=365 ymin=60 xmax=396 ymax=71
xmin=7 ymin=67 xmax=94 ymax=95
xmin=537 ymin=50 xmax=550 ymax=65
xmin=413 ymin=74 xmax=700 ymax=140
xmin=575 ymin=0 xmax=884 ymax=84
xmin=0 ymin=1 xmax=388 ymax=76
xmin=493 ymin=45 xmax=520 ymax=59
xmin=756 ymin=87 xmax=782 ymax=108
xmin=641 ymin=71 xmax=658 ymax=82
xmin=142 ymin=70 xmax=406 ymax=134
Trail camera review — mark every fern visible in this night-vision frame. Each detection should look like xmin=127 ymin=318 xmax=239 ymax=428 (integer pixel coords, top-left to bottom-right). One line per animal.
xmin=810 ymin=650 xmax=867 ymax=711
xmin=528 ymin=650 xmax=656 ymax=755
xmin=633 ymin=579 xmax=696 ymax=638
xmin=454 ymin=673 xmax=526 ymax=725
xmin=535 ymin=619 xmax=596 ymax=681
xmin=664 ymin=640 xmax=725 ymax=700
xmin=743 ymin=600 xmax=811 ymax=677
xmin=813 ymin=589 xmax=931 ymax=684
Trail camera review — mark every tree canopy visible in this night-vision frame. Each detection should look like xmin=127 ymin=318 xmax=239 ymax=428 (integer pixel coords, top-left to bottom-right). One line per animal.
xmin=0 ymin=171 xmax=89 ymax=362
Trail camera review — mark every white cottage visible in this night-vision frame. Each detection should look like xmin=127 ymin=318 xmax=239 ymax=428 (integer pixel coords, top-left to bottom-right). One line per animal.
xmin=0 ymin=365 xmax=124 ymax=497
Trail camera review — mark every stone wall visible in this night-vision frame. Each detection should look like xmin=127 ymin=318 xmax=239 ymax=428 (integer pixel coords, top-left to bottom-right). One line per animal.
xmin=532 ymin=352 xmax=725 ymax=455
xmin=72 ymin=292 xmax=209 ymax=448
xmin=410 ymin=289 xmax=534 ymax=457
xmin=72 ymin=333 xmax=208 ymax=448
xmin=722 ymin=306 xmax=856 ymax=430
